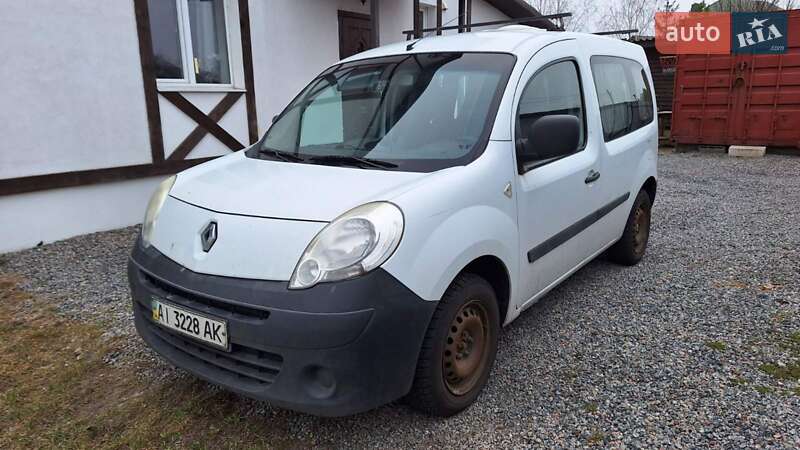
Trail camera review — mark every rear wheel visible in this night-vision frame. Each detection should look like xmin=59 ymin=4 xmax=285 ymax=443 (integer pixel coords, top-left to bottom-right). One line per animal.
xmin=406 ymin=274 xmax=499 ymax=416
xmin=607 ymin=190 xmax=652 ymax=266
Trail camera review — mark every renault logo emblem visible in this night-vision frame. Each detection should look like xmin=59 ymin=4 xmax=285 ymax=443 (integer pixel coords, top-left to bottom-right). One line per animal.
xmin=200 ymin=221 xmax=218 ymax=252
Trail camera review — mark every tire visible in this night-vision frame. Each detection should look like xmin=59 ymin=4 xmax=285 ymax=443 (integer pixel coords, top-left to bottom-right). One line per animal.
xmin=607 ymin=189 xmax=652 ymax=266
xmin=406 ymin=273 xmax=500 ymax=417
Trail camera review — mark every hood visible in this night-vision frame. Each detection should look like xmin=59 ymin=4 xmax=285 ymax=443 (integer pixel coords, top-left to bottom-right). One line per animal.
xmin=169 ymin=152 xmax=432 ymax=222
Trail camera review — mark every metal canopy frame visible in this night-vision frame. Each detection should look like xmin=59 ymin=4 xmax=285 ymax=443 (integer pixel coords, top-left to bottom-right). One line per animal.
xmin=403 ymin=0 xmax=639 ymax=40
xmin=402 ymin=13 xmax=573 ymax=39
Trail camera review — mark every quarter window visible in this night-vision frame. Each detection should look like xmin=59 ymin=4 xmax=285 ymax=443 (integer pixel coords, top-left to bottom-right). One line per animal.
xmin=516 ymin=60 xmax=586 ymax=164
xmin=148 ymin=0 xmax=232 ymax=85
xmin=590 ymin=56 xmax=654 ymax=142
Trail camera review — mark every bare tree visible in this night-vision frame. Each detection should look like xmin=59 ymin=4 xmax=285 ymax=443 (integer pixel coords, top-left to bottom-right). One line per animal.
xmin=693 ymin=0 xmax=797 ymax=11
xmin=598 ymin=0 xmax=664 ymax=35
xmin=526 ymin=0 xmax=597 ymax=32
xmin=663 ymin=0 xmax=680 ymax=12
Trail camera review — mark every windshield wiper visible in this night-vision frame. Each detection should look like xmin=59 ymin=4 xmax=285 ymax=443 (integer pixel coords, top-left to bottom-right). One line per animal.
xmin=259 ymin=147 xmax=305 ymax=162
xmin=308 ymin=155 xmax=398 ymax=169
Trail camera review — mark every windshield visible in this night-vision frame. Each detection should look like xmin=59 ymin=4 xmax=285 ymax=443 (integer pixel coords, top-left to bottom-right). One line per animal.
xmin=250 ymin=52 xmax=516 ymax=172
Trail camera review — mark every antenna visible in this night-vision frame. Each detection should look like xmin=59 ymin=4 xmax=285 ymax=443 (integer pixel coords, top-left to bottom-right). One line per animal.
xmin=407 ymin=12 xmax=464 ymax=51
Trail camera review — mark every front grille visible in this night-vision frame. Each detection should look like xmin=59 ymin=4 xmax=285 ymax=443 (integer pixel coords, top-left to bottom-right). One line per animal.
xmin=138 ymin=301 xmax=283 ymax=387
xmin=142 ymin=272 xmax=270 ymax=321
xmin=134 ymin=269 xmax=282 ymax=387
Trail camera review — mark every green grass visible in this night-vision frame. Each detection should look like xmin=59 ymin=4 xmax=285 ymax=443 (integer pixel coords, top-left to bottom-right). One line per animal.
xmin=705 ymin=340 xmax=727 ymax=352
xmin=754 ymin=385 xmax=773 ymax=394
xmin=757 ymin=330 xmax=800 ymax=382
xmin=782 ymin=332 xmax=800 ymax=354
xmin=758 ymin=362 xmax=800 ymax=381
xmin=587 ymin=431 xmax=605 ymax=445
xmin=729 ymin=376 xmax=748 ymax=386
xmin=583 ymin=402 xmax=598 ymax=413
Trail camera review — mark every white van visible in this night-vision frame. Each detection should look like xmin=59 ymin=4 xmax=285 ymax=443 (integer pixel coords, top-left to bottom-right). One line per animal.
xmin=128 ymin=26 xmax=657 ymax=417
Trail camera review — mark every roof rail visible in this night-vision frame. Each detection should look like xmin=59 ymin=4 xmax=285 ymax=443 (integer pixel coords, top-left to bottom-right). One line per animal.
xmin=593 ymin=29 xmax=639 ymax=36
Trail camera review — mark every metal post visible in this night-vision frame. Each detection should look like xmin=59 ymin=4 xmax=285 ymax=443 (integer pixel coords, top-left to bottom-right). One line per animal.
xmin=436 ymin=0 xmax=442 ymax=35
xmin=413 ymin=0 xmax=421 ymax=38
xmin=466 ymin=0 xmax=472 ymax=32
xmin=370 ymin=0 xmax=380 ymax=47
xmin=458 ymin=0 xmax=465 ymax=33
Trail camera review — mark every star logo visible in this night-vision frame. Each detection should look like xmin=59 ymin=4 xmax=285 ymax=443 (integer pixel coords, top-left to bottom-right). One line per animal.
xmin=748 ymin=17 xmax=768 ymax=29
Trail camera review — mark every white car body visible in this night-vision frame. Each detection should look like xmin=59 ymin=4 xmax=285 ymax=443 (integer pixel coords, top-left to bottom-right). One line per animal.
xmin=131 ymin=26 xmax=657 ymax=416
xmin=151 ymin=28 xmax=656 ymax=322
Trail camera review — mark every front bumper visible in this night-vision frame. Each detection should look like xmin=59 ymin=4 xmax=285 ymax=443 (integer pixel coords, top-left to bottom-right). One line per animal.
xmin=128 ymin=240 xmax=436 ymax=416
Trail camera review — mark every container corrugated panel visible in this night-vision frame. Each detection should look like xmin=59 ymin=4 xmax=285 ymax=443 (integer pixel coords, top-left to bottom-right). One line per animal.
xmin=671 ymin=10 xmax=800 ymax=149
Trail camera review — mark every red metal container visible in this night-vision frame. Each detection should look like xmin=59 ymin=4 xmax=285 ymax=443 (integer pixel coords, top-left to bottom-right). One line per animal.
xmin=671 ymin=10 xmax=800 ymax=150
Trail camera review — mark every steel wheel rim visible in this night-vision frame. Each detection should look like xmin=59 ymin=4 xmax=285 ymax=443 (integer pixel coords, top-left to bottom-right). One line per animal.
xmin=443 ymin=300 xmax=490 ymax=396
xmin=632 ymin=205 xmax=650 ymax=256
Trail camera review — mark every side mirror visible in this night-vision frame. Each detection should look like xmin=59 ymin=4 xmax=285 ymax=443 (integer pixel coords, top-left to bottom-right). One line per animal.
xmin=517 ymin=115 xmax=580 ymax=171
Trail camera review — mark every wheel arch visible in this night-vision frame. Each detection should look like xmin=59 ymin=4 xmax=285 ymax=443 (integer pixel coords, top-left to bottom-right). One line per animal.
xmin=458 ymin=255 xmax=511 ymax=325
xmin=381 ymin=202 xmax=519 ymax=313
xmin=641 ymin=176 xmax=657 ymax=205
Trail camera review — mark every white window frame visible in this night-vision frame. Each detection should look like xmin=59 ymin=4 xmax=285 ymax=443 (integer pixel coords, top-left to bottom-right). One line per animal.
xmin=156 ymin=0 xmax=245 ymax=92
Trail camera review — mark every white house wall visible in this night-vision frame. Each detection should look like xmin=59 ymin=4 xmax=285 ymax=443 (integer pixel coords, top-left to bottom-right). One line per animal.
xmin=188 ymin=96 xmax=248 ymax=159
xmin=0 ymin=0 xmax=152 ymax=179
xmin=210 ymin=96 xmax=249 ymax=157
xmin=452 ymin=1 xmax=508 ymax=25
xmin=159 ymin=92 xmax=248 ymax=160
xmin=378 ymin=0 xmax=412 ymax=47
xmin=159 ymin=95 xmax=200 ymax=159
xmin=249 ymin=0 xmax=371 ymax=135
xmin=0 ymin=176 xmax=163 ymax=253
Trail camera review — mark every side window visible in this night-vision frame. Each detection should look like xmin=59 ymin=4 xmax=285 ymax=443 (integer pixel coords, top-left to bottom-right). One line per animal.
xmin=590 ymin=56 xmax=654 ymax=142
xmin=516 ymin=60 xmax=585 ymax=165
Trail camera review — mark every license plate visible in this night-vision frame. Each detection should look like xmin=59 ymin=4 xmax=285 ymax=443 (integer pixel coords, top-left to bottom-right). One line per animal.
xmin=150 ymin=296 xmax=229 ymax=351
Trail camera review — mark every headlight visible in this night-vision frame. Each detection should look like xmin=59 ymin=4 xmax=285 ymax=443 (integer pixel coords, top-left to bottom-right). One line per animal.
xmin=289 ymin=202 xmax=404 ymax=289
xmin=141 ymin=175 xmax=176 ymax=248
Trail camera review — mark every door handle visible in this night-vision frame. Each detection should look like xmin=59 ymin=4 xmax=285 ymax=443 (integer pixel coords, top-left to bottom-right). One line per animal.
xmin=585 ymin=170 xmax=600 ymax=184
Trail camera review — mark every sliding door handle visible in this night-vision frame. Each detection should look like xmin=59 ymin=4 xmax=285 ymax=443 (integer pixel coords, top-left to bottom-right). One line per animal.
xmin=585 ymin=170 xmax=600 ymax=184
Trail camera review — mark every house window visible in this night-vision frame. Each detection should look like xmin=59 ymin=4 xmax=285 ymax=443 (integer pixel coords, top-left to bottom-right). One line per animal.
xmin=148 ymin=0 xmax=232 ymax=85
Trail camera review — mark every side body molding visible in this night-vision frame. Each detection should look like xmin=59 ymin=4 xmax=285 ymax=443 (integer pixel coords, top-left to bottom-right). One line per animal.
xmin=527 ymin=192 xmax=630 ymax=263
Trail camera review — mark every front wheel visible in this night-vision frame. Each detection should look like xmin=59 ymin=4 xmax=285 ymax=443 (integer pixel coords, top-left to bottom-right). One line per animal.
xmin=406 ymin=274 xmax=499 ymax=416
xmin=607 ymin=189 xmax=652 ymax=266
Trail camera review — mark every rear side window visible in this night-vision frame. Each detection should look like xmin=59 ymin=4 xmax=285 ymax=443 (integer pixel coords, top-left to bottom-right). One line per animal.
xmin=590 ymin=56 xmax=654 ymax=142
xmin=516 ymin=60 xmax=585 ymax=162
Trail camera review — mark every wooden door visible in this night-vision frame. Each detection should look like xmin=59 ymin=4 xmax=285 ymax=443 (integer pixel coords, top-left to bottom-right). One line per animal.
xmin=338 ymin=11 xmax=372 ymax=60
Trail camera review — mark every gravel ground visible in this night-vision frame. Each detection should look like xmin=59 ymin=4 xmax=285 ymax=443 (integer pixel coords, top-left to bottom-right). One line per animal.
xmin=2 ymin=151 xmax=799 ymax=448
